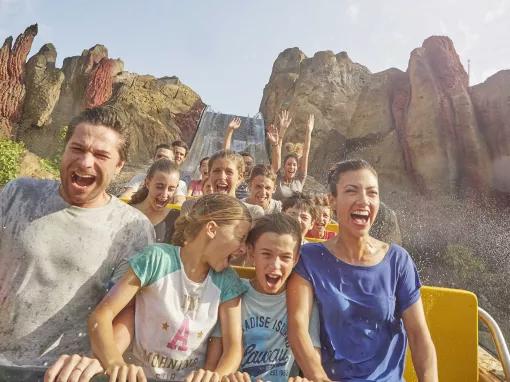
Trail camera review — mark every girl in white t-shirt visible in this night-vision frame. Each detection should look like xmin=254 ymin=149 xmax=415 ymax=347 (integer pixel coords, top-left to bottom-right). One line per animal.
xmin=88 ymin=194 xmax=252 ymax=382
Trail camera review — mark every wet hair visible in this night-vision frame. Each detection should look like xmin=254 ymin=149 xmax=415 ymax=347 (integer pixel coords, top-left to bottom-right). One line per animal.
xmin=172 ymin=194 xmax=251 ymax=246
xmin=248 ymin=164 xmax=277 ymax=184
xmin=282 ymin=192 xmax=318 ymax=221
xmin=208 ymin=149 xmax=245 ymax=179
xmin=246 ymin=213 xmax=302 ymax=256
xmin=66 ymin=104 xmax=129 ymax=161
xmin=283 ymin=153 xmax=299 ymax=167
xmin=155 ymin=143 xmax=171 ymax=153
xmin=199 ymin=156 xmax=210 ymax=167
xmin=314 ymin=194 xmax=331 ymax=208
xmin=327 ymin=159 xmax=378 ymax=197
xmin=129 ymin=159 xmax=180 ymax=205
xmin=172 ymin=140 xmax=189 ymax=155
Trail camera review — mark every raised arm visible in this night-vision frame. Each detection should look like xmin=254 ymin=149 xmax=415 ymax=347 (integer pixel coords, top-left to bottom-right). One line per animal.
xmin=299 ymin=114 xmax=314 ymax=179
xmin=223 ymin=117 xmax=242 ymax=150
xmin=402 ymin=299 xmax=438 ymax=382
xmin=88 ymin=268 xmax=145 ymax=381
xmin=267 ymin=123 xmax=281 ymax=173
xmin=287 ymin=273 xmax=329 ymax=381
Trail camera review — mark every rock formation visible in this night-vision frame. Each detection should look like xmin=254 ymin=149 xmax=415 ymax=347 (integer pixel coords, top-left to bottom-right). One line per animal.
xmin=0 ymin=26 xmax=205 ymax=165
xmin=260 ymin=36 xmax=509 ymax=197
xmin=0 ymin=24 xmax=38 ymax=137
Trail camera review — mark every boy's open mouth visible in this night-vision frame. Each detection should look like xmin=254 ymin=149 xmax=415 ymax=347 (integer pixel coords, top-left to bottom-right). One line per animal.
xmin=265 ymin=274 xmax=281 ymax=288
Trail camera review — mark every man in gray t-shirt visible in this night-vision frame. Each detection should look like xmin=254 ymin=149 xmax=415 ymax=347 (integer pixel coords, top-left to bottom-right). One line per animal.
xmin=0 ymin=106 xmax=155 ymax=367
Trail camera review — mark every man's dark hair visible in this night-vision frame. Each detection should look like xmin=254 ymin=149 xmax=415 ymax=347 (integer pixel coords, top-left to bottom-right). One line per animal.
xmin=172 ymin=140 xmax=189 ymax=155
xmin=66 ymin=105 xmax=129 ymax=161
xmin=246 ymin=213 xmax=302 ymax=256
xmin=282 ymin=192 xmax=318 ymax=221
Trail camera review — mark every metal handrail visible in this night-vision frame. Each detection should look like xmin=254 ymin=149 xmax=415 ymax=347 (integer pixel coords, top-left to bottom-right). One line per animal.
xmin=479 ymin=307 xmax=510 ymax=381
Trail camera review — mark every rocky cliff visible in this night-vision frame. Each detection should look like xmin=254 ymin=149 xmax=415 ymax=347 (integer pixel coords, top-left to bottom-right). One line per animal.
xmin=1 ymin=25 xmax=205 ymax=165
xmin=260 ymin=37 xmax=509 ymax=197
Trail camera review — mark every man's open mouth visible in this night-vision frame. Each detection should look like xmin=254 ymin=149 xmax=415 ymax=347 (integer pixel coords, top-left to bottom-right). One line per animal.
xmin=71 ymin=172 xmax=96 ymax=187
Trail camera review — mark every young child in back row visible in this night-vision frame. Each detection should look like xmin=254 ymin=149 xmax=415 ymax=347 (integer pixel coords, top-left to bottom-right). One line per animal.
xmin=88 ymin=194 xmax=252 ymax=381
xmin=282 ymin=192 xmax=318 ymax=243
xmin=206 ymin=213 xmax=320 ymax=382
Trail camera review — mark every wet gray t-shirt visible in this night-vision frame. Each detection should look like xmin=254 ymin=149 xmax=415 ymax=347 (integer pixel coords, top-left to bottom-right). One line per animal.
xmin=0 ymin=178 xmax=155 ymax=366
xmin=273 ymin=171 xmax=305 ymax=201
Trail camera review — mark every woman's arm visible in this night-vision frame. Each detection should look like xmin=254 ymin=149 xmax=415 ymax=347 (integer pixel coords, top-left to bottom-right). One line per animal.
xmin=287 ymin=273 xmax=329 ymax=381
xmin=88 ymin=268 xmax=142 ymax=373
xmin=223 ymin=117 xmax=242 ymax=150
xmin=267 ymin=123 xmax=281 ymax=174
xmin=402 ymin=298 xmax=438 ymax=382
xmin=299 ymin=114 xmax=314 ymax=179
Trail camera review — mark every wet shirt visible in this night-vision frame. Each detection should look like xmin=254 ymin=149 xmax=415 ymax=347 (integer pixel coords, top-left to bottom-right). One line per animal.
xmin=129 ymin=244 xmax=247 ymax=380
xmin=241 ymin=198 xmax=282 ymax=215
xmin=0 ymin=178 xmax=155 ymax=366
xmin=154 ymin=209 xmax=180 ymax=244
xmin=294 ymin=243 xmax=421 ymax=382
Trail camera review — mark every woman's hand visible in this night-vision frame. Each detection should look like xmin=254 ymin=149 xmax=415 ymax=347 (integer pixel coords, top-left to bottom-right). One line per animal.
xmin=44 ymin=354 xmax=104 ymax=382
xmin=266 ymin=123 xmax=280 ymax=146
xmin=306 ymin=114 xmax=315 ymax=135
xmin=278 ymin=110 xmax=292 ymax=139
xmin=105 ymin=362 xmax=146 ymax=382
xmin=227 ymin=117 xmax=242 ymax=132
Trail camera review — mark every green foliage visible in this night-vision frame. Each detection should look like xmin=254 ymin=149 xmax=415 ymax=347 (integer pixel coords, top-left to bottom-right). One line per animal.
xmin=0 ymin=139 xmax=25 ymax=186
xmin=39 ymin=158 xmax=59 ymax=176
xmin=442 ymin=244 xmax=487 ymax=280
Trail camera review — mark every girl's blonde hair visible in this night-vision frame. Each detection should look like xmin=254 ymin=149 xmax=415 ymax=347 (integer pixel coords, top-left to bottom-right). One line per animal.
xmin=208 ymin=149 xmax=245 ymax=179
xmin=172 ymin=194 xmax=251 ymax=246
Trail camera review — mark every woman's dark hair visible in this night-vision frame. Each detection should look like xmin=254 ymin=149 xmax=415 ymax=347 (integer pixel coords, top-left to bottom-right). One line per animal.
xmin=283 ymin=153 xmax=299 ymax=167
xmin=246 ymin=213 xmax=302 ymax=256
xmin=327 ymin=159 xmax=378 ymax=197
xmin=172 ymin=194 xmax=251 ymax=246
xmin=248 ymin=164 xmax=277 ymax=184
xmin=199 ymin=156 xmax=210 ymax=167
xmin=129 ymin=159 xmax=179 ymax=205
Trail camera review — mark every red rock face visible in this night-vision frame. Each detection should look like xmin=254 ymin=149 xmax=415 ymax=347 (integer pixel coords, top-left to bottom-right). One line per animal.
xmin=172 ymin=99 xmax=206 ymax=145
xmin=0 ymin=24 xmax=38 ymax=136
xmin=84 ymin=58 xmax=118 ymax=108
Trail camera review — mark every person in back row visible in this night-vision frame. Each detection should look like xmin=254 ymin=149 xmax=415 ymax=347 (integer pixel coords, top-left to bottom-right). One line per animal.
xmin=121 ymin=140 xmax=189 ymax=204
xmin=222 ymin=116 xmax=255 ymax=199
xmin=282 ymin=192 xmax=317 ymax=243
xmin=180 ymin=150 xmax=264 ymax=222
xmin=306 ymin=194 xmax=335 ymax=240
xmin=243 ymin=164 xmax=282 ymax=215
xmin=129 ymin=159 xmax=181 ymax=243
xmin=187 ymin=156 xmax=209 ymax=197
xmin=0 ymin=105 xmax=155 ymax=369
xmin=88 ymin=194 xmax=251 ymax=381
xmin=267 ymin=111 xmax=314 ymax=201
xmin=205 ymin=213 xmax=321 ymax=382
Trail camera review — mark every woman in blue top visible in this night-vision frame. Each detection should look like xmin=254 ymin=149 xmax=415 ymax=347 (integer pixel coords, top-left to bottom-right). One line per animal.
xmin=287 ymin=159 xmax=438 ymax=382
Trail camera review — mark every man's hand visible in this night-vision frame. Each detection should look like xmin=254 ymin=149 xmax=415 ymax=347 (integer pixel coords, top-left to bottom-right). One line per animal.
xmin=227 ymin=117 xmax=242 ymax=132
xmin=44 ymin=354 xmax=104 ymax=382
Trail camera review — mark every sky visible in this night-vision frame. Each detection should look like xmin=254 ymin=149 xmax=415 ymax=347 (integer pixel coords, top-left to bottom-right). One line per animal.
xmin=1 ymin=0 xmax=509 ymax=115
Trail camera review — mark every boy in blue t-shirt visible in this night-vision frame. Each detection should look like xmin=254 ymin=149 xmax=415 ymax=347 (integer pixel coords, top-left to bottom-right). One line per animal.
xmin=206 ymin=213 xmax=320 ymax=382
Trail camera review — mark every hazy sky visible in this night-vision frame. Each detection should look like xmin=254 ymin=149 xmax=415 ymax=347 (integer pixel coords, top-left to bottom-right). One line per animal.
xmin=1 ymin=0 xmax=509 ymax=115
